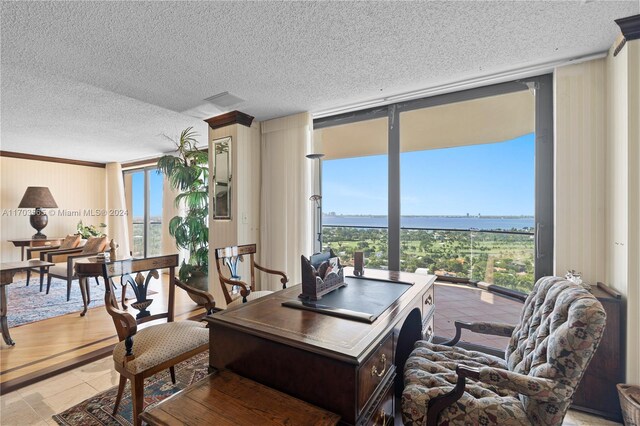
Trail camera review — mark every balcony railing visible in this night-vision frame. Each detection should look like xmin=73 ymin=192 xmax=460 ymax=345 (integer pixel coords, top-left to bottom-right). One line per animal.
xmin=322 ymin=225 xmax=535 ymax=294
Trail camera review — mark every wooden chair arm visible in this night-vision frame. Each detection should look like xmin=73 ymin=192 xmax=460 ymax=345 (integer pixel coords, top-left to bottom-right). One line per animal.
xmin=254 ymin=262 xmax=289 ymax=289
xmin=426 ymin=365 xmax=479 ymax=425
xmin=44 ymin=248 xmax=84 ymax=263
xmin=218 ymin=274 xmax=252 ymax=303
xmin=441 ymin=320 xmax=516 ymax=346
xmin=175 ymin=278 xmax=216 ymax=315
xmin=104 ymin=292 xmax=138 ymax=341
xmin=27 ymin=245 xmax=61 ymax=260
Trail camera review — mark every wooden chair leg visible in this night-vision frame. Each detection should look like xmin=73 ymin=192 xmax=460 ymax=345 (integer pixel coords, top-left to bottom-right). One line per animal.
xmin=169 ymin=366 xmax=176 ymax=384
xmin=131 ymin=375 xmax=145 ymax=426
xmin=66 ymin=278 xmax=72 ymax=301
xmin=46 ymin=275 xmax=52 ymax=294
xmin=95 ymin=276 xmax=100 ymax=286
xmin=112 ymin=375 xmax=127 ymax=415
xmin=26 ymin=270 xmax=31 ymax=286
xmin=39 ymin=268 xmax=45 ymax=292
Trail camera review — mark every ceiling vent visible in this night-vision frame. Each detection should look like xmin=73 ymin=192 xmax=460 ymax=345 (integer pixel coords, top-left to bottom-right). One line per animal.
xmin=204 ymin=91 xmax=245 ymax=108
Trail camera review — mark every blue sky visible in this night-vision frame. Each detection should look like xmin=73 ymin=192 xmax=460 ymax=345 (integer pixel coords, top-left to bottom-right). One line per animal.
xmin=323 ymin=133 xmax=535 ymax=216
xmin=131 ymin=171 xmax=163 ymax=217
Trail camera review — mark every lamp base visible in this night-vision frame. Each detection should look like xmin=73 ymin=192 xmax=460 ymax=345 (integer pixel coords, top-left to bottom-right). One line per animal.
xmin=30 ymin=208 xmax=48 ymax=239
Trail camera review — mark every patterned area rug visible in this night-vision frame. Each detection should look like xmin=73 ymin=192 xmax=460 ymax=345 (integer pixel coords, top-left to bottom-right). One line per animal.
xmin=6 ymin=277 xmax=144 ymax=327
xmin=52 ymin=351 xmax=210 ymax=426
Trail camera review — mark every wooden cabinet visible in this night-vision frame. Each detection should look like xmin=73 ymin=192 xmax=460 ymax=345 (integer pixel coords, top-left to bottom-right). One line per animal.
xmin=571 ymin=284 xmax=624 ymax=422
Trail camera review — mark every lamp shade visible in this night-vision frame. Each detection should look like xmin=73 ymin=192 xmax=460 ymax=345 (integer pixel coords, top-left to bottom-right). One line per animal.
xmin=18 ymin=187 xmax=58 ymax=208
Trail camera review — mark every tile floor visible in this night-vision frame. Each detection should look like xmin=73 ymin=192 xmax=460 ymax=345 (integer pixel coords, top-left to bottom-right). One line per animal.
xmin=434 ymin=281 xmax=523 ymax=349
xmin=0 ymin=282 xmax=623 ymax=425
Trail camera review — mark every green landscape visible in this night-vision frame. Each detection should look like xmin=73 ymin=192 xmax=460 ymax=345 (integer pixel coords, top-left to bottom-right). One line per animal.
xmin=323 ymin=226 xmax=535 ymax=293
xmin=132 ymin=220 xmax=163 ymax=258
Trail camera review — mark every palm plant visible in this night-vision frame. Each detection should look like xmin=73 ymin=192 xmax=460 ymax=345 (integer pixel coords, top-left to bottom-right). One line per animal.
xmin=157 ymin=127 xmax=209 ymax=285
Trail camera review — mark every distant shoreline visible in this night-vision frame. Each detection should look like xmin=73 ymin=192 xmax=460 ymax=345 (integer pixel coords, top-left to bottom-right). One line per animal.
xmin=323 ymin=214 xmax=534 ymax=219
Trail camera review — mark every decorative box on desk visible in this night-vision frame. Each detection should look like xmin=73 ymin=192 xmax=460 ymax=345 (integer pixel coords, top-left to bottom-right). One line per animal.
xmin=300 ymin=250 xmax=346 ymax=300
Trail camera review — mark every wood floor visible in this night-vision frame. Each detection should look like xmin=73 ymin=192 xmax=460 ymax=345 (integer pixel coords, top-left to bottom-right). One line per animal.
xmin=0 ymin=272 xmax=206 ymax=394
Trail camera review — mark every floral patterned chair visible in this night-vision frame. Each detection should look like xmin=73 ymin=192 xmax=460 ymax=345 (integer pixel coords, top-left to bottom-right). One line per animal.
xmin=402 ymin=276 xmax=606 ymax=426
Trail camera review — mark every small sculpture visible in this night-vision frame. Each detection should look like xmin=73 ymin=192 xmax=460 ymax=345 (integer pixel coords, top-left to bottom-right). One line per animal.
xmin=565 ymin=269 xmax=591 ymax=290
xmin=109 ymin=239 xmax=119 ymax=260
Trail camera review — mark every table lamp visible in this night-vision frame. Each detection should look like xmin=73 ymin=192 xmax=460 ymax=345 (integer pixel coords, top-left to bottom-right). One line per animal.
xmin=18 ymin=186 xmax=58 ymax=239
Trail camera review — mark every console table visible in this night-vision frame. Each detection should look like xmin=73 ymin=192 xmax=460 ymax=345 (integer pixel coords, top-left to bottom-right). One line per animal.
xmin=1 ymin=260 xmax=54 ymax=345
xmin=9 ymin=238 xmax=64 ymax=261
xmin=206 ymin=268 xmax=436 ymax=425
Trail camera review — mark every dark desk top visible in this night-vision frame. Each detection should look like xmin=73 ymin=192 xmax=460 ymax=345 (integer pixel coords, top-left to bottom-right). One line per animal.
xmin=207 ymin=268 xmax=435 ymax=363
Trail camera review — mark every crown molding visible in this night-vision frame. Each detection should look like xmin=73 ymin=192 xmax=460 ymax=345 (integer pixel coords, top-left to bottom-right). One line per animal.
xmin=0 ymin=151 xmax=105 ymax=168
xmin=204 ymin=110 xmax=254 ymax=130
xmin=615 ymin=14 xmax=640 ymax=41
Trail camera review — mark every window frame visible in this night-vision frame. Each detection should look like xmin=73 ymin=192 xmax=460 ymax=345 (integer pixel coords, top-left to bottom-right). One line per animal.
xmin=314 ymin=74 xmax=554 ymax=283
xmin=123 ymin=165 xmax=163 ymax=258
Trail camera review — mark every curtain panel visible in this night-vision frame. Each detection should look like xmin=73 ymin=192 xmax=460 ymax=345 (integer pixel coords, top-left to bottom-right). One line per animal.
xmin=259 ymin=112 xmax=315 ymax=291
xmin=162 ymin=174 xmax=187 ymax=262
xmin=105 ymin=163 xmax=130 ymax=258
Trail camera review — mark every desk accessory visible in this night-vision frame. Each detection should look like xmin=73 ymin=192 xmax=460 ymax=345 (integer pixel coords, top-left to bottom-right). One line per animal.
xmin=300 ymin=249 xmax=346 ymax=300
xmin=353 ymin=251 xmax=364 ymax=276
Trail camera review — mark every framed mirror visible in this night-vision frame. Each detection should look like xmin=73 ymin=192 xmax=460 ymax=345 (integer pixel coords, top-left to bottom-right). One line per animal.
xmin=213 ymin=136 xmax=231 ymax=219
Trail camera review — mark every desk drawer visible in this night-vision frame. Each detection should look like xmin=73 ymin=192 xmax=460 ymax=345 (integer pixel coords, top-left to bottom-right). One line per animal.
xmin=358 ymin=332 xmax=394 ymax=412
xmin=422 ymin=285 xmax=434 ymax=319
xmin=422 ymin=315 xmax=434 ymax=342
xmin=364 ymin=378 xmax=394 ymax=426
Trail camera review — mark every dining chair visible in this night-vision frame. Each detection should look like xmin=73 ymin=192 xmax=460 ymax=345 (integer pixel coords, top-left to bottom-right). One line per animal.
xmin=101 ymin=254 xmax=215 ymax=426
xmin=214 ymin=243 xmax=288 ymax=308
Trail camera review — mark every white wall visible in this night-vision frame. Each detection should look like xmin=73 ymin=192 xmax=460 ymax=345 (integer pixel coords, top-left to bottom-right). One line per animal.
xmin=606 ymin=39 xmax=640 ymax=385
xmin=207 ymin=121 xmax=261 ymax=308
xmin=555 ymin=40 xmax=640 ymax=384
xmin=554 ymin=59 xmax=607 ymax=285
xmin=0 ymin=156 xmax=107 ymax=262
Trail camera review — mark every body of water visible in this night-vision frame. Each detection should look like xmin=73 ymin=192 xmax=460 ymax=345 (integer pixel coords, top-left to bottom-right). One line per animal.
xmin=322 ymin=215 xmax=534 ymax=231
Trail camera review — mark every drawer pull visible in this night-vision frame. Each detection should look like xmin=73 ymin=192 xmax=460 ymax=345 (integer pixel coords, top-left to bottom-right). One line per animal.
xmin=371 ymin=353 xmax=387 ymax=378
xmin=425 ymin=294 xmax=433 ymax=306
xmin=425 ymin=325 xmax=433 ymax=341
xmin=375 ymin=408 xmax=390 ymax=426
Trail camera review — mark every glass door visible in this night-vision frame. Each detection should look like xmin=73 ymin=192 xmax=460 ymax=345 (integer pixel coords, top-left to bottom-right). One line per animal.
xmin=124 ymin=167 xmax=164 ymax=258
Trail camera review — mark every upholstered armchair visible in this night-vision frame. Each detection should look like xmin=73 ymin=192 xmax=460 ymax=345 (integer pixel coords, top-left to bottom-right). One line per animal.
xmin=25 ymin=234 xmax=83 ymax=291
xmin=43 ymin=236 xmax=109 ymax=300
xmin=214 ymin=243 xmax=288 ymax=308
xmin=402 ymin=276 xmax=607 ymax=426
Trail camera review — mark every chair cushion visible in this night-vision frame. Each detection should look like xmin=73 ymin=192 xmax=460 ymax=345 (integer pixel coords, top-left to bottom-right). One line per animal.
xmin=60 ymin=234 xmax=82 ymax=249
xmin=113 ymin=321 xmax=208 ymax=375
xmin=227 ymin=290 xmax=273 ymax=308
xmin=82 ymin=236 xmax=108 ymax=254
xmin=48 ymin=263 xmax=69 ymax=277
xmin=402 ymin=341 xmax=528 ymax=426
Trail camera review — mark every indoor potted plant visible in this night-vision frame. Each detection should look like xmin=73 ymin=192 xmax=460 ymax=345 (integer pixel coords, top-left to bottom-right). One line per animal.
xmin=157 ymin=127 xmax=209 ymax=304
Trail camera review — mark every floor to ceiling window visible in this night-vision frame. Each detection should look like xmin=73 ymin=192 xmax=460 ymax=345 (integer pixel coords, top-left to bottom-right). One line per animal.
xmin=316 ymin=116 xmax=389 ymax=269
xmin=315 ymin=76 xmax=553 ymax=294
xmin=123 ymin=167 xmax=164 ymax=258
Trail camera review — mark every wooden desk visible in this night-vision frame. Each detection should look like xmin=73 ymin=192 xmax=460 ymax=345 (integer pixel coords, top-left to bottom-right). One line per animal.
xmin=1 ymin=260 xmax=54 ymax=346
xmin=206 ymin=269 xmax=436 ymax=425
xmin=140 ymin=370 xmax=341 ymax=426
xmin=8 ymin=238 xmax=64 ymax=261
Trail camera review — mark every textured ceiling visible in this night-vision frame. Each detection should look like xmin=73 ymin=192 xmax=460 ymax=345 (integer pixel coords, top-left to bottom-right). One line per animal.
xmin=1 ymin=1 xmax=638 ymax=163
